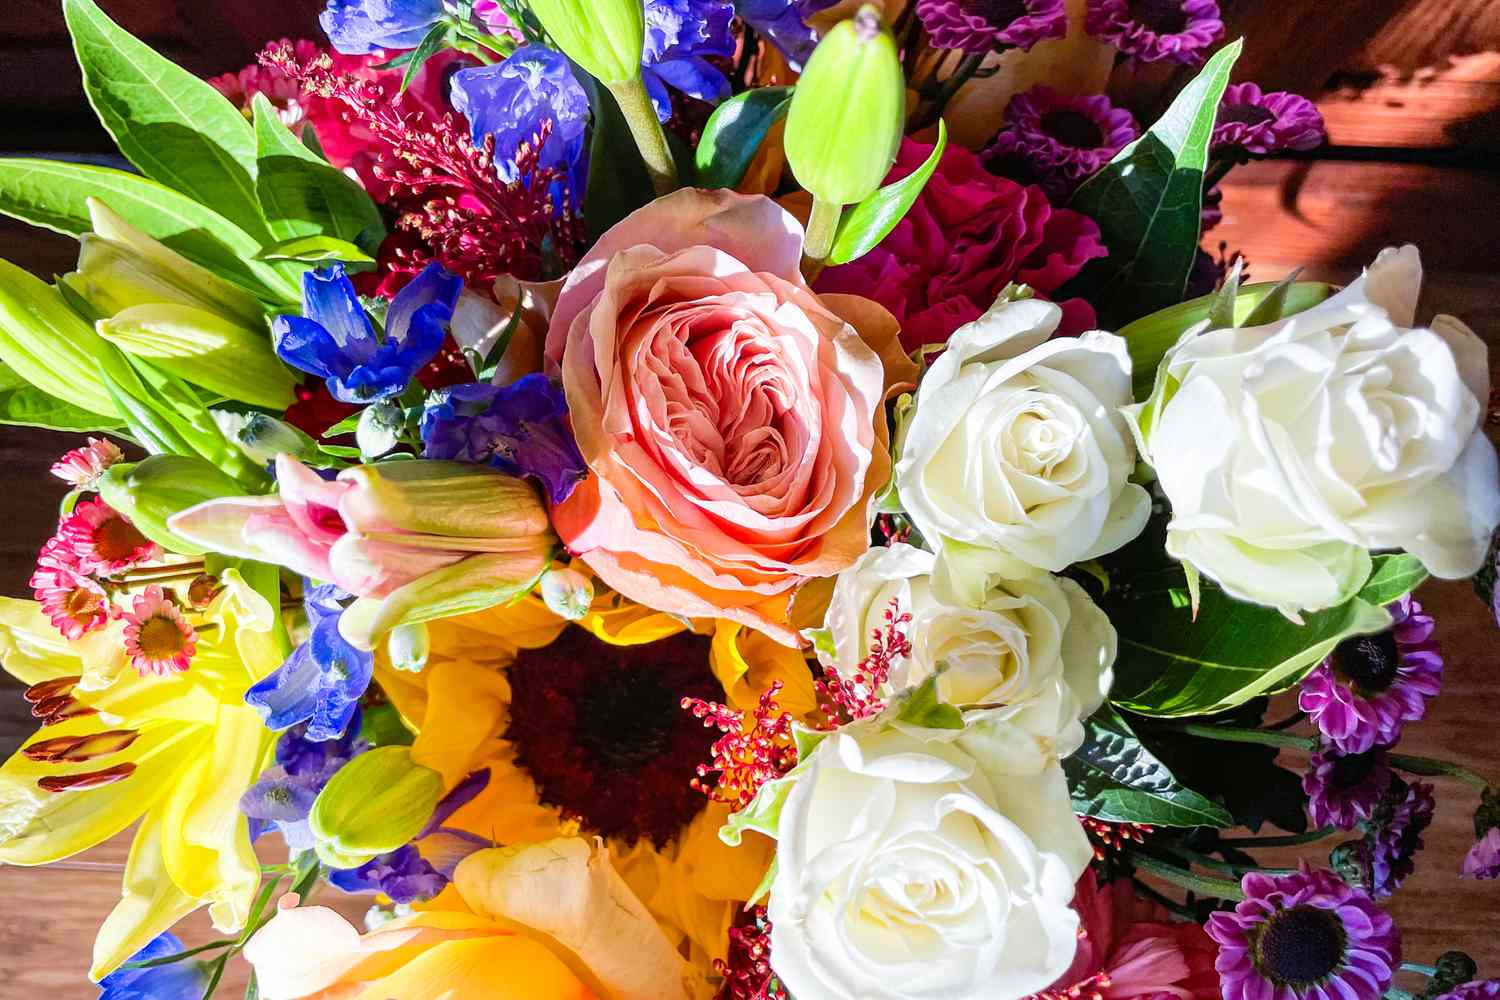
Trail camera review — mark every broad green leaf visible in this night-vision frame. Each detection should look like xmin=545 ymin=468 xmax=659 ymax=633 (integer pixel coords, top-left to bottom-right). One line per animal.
xmin=1064 ymin=705 xmax=1233 ymax=827
xmin=252 ymin=94 xmax=385 ymax=245
xmin=255 ymin=235 xmax=377 ymax=266
xmin=64 ymin=0 xmax=271 ymax=246
xmin=895 ymin=672 xmax=964 ymax=731
xmin=828 ymin=120 xmax=947 ymax=266
xmin=0 ymin=158 xmax=294 ymax=301
xmin=1064 ymin=41 xmax=1242 ymax=328
xmin=0 ymin=381 xmax=121 ymax=432
xmin=578 ymin=67 xmax=654 ymax=240
xmin=695 ymin=86 xmax=792 ymax=190
xmin=1108 ymin=553 xmax=1422 ymax=717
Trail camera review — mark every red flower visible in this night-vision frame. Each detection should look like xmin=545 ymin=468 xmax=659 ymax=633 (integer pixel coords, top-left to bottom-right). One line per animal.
xmin=816 ymin=138 xmax=1106 ymax=352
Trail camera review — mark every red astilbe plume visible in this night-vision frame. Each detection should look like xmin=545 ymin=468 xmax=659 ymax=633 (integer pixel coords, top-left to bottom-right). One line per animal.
xmin=816 ymin=599 xmax=913 ymax=724
xmin=714 ymin=905 xmax=788 ymax=1000
xmin=683 ymin=681 xmax=798 ymax=811
xmin=258 ymin=42 xmax=584 ymax=287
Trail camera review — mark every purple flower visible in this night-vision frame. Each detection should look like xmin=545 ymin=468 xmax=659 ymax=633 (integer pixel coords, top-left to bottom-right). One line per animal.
xmin=320 ymin=0 xmax=445 ymax=55
xmin=274 ymin=262 xmax=463 ymax=404
xmin=916 ymin=0 xmax=1068 ymax=53
xmin=1084 ymin=0 xmax=1224 ymax=66
xmin=1438 ymin=983 xmax=1500 ymax=1000
xmin=641 ymin=0 xmax=736 ymax=119
xmin=97 ymin=932 xmax=208 ymax=1000
xmin=1299 ymin=596 xmax=1443 ymax=754
xmin=738 ymin=0 xmax=838 ymax=67
xmin=1303 ymin=747 xmax=1391 ymax=832
xmin=246 ymin=586 xmax=375 ymax=742
xmin=1462 ymin=827 xmax=1500 ymax=879
xmin=1205 ymin=865 xmax=1400 ymax=1000
xmin=451 ymin=45 xmax=591 ymax=209
xmin=982 ymin=85 xmax=1140 ymax=201
xmin=1368 ymin=779 xmax=1435 ymax=898
xmin=1214 ymin=83 xmax=1327 ymax=155
xmin=421 ymin=374 xmax=587 ymax=504
xmin=241 ymin=712 xmax=368 ymax=851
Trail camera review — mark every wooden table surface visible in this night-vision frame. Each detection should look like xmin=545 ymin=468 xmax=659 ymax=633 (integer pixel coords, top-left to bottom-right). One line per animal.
xmin=2 ymin=0 xmax=1500 ymax=996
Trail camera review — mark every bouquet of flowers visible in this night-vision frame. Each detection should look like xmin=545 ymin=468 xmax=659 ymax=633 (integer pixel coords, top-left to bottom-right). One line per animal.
xmin=3 ymin=0 xmax=1499 ymax=997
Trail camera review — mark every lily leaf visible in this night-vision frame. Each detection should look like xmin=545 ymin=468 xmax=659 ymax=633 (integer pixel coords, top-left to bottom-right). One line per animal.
xmin=0 ymin=361 xmax=121 ymax=431
xmin=828 ymin=120 xmax=947 ymax=266
xmin=255 ymin=235 xmax=377 ymax=267
xmin=695 ymin=86 xmax=792 ymax=190
xmin=252 ymin=94 xmax=385 ymax=246
xmin=577 ymin=67 xmax=654 ymax=241
xmin=1064 ymin=705 xmax=1233 ymax=827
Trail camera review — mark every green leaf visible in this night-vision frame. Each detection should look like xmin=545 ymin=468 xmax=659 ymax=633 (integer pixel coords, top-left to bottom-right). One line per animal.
xmin=578 ymin=67 xmax=654 ymax=240
xmin=695 ymin=86 xmax=792 ymax=190
xmin=1107 ymin=552 xmax=1420 ymax=717
xmin=400 ymin=21 xmax=453 ymax=95
xmin=828 ymin=120 xmax=946 ymax=266
xmin=1204 ymin=257 xmax=1245 ymax=331
xmin=255 ymin=235 xmax=377 ymax=266
xmin=1064 ymin=40 xmax=1242 ymax=328
xmin=1064 ymin=705 xmax=1233 ymax=827
xmin=1240 ymin=268 xmax=1304 ymax=327
xmin=0 ymin=158 xmax=294 ymax=300
xmin=63 ymin=0 xmax=270 ymax=245
xmin=895 ymin=672 xmax=964 ymax=730
xmin=0 ymin=373 xmax=122 ymax=432
xmin=252 ymin=94 xmax=385 ymax=245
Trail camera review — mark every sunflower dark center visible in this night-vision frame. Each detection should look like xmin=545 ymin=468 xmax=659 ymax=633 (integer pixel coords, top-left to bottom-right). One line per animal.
xmin=1332 ymin=631 xmax=1401 ymax=693
xmin=1041 ymin=109 xmax=1105 ymax=149
xmin=961 ymin=0 xmax=1030 ymax=26
xmin=505 ymin=625 xmax=721 ymax=847
xmin=1219 ymin=103 xmax=1276 ymax=127
xmin=1128 ymin=0 xmax=1188 ymax=34
xmin=1255 ymin=906 xmax=1346 ymax=986
xmin=1330 ymin=750 xmax=1378 ymax=789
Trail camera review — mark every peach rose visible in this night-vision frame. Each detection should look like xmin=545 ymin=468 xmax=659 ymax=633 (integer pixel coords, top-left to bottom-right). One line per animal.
xmin=545 ymin=189 xmax=905 ymax=646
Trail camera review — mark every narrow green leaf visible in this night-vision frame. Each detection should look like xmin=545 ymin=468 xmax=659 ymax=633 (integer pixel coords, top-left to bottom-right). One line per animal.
xmin=400 ymin=22 xmax=453 ymax=95
xmin=828 ymin=120 xmax=947 ymax=266
xmin=1205 ymin=257 xmax=1245 ymax=331
xmin=578 ymin=67 xmax=654 ymax=240
xmin=0 ymin=380 xmax=122 ymax=432
xmin=695 ymin=86 xmax=792 ymax=190
xmin=1240 ymin=268 xmax=1304 ymax=327
xmin=252 ymin=94 xmax=385 ymax=245
xmin=1064 ymin=705 xmax=1233 ymax=827
xmin=1064 ymin=40 xmax=1243 ymax=327
xmin=63 ymin=0 xmax=269 ymax=244
xmin=255 ymin=235 xmax=376 ymax=266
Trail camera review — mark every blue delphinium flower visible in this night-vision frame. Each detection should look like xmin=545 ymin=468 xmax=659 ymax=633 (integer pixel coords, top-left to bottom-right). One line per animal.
xmin=97 ymin=932 xmax=208 ymax=1000
xmin=320 ymin=0 xmax=446 ymax=54
xmin=738 ymin=0 xmax=838 ymax=67
xmin=421 ymin=374 xmax=587 ymax=504
xmin=246 ymin=586 xmax=375 ymax=742
xmin=641 ymin=0 xmax=736 ymax=116
xmin=274 ymin=262 xmax=463 ymax=404
xmin=450 ymin=45 xmax=592 ymax=207
xmin=241 ymin=710 xmax=368 ymax=850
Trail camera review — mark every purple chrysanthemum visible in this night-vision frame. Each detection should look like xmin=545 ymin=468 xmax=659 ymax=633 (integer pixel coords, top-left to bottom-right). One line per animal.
xmin=1437 ymin=982 xmax=1500 ymax=1000
xmin=982 ymin=85 xmax=1140 ymax=200
xmin=1084 ymin=0 xmax=1224 ymax=66
xmin=1214 ymin=83 xmax=1327 ymax=155
xmin=1368 ymin=779 xmax=1434 ymax=898
xmin=1461 ymin=827 xmax=1500 ymax=880
xmin=1298 ymin=596 xmax=1443 ymax=754
xmin=1304 ymin=747 xmax=1391 ymax=831
xmin=916 ymin=0 xmax=1068 ymax=53
xmin=1205 ymin=866 xmax=1400 ymax=1000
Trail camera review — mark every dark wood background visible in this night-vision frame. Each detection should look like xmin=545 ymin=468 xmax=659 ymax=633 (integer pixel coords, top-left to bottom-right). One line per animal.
xmin=1 ymin=0 xmax=1498 ymax=994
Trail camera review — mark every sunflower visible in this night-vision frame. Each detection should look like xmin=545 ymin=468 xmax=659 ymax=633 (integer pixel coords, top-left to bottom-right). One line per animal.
xmin=373 ymin=586 xmax=817 ymax=974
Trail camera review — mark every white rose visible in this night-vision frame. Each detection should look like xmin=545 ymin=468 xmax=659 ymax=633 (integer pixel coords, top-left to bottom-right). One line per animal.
xmin=896 ymin=296 xmax=1150 ymax=575
xmin=767 ymin=717 xmax=1091 ymax=1000
xmin=1126 ymin=246 xmax=1500 ymax=615
xmin=816 ymin=543 xmax=1115 ymax=757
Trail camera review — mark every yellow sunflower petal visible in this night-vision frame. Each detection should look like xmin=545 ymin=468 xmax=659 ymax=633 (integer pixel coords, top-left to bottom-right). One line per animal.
xmin=411 ymin=659 xmax=513 ymax=789
xmin=349 ymin=936 xmax=592 ymax=1000
xmin=708 ymin=620 xmax=818 ymax=718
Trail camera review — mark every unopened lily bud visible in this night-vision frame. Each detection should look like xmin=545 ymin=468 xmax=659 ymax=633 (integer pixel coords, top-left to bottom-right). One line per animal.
xmin=0 ymin=259 xmax=122 ymax=417
xmin=784 ymin=5 xmax=905 ymax=206
xmin=357 ymin=401 xmax=403 ymax=460
xmin=540 ymin=566 xmax=593 ymax=621
xmin=527 ymin=0 xmax=644 ymax=85
xmin=95 ymin=455 xmax=244 ymax=555
xmin=97 ymin=303 xmax=296 ymax=410
xmin=212 ymin=410 xmax=316 ymax=464
xmin=387 ymin=622 xmax=429 ymax=672
xmin=310 ymin=745 xmax=444 ymax=869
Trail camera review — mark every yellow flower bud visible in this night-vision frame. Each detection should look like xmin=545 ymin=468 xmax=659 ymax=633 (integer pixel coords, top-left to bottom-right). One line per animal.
xmin=784 ymin=5 xmax=906 ymax=206
xmin=309 ymin=745 xmax=444 ymax=867
xmin=0 ymin=258 xmax=122 ymax=417
xmin=527 ymin=0 xmax=644 ymax=85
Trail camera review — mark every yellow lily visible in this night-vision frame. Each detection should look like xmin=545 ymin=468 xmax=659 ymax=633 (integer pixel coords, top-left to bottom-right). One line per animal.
xmin=0 ymin=569 xmax=284 ymax=980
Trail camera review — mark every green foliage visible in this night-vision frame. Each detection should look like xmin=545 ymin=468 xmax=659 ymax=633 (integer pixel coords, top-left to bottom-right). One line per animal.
xmin=251 ymin=94 xmax=385 ymax=246
xmin=577 ymin=68 xmax=655 ymax=240
xmin=695 ymin=87 xmax=792 ymax=190
xmin=827 ymin=120 xmax=947 ymax=266
xmin=255 ymin=235 xmax=377 ymax=267
xmin=1064 ymin=705 xmax=1233 ymax=827
xmin=894 ymin=671 xmax=964 ymax=731
xmin=0 ymin=362 xmax=120 ymax=431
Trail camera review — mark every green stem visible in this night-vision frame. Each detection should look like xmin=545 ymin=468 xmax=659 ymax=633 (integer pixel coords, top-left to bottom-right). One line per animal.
xmin=1126 ymin=850 xmax=1246 ymax=900
xmin=1175 ymin=724 xmax=1315 ymax=750
xmin=1401 ymin=963 xmax=1438 ymax=978
xmin=607 ymin=77 xmax=679 ymax=197
xmin=910 ymin=52 xmax=984 ymax=131
xmin=1388 ymin=753 xmax=1491 ymax=792
xmin=1165 ymin=844 xmax=1296 ymax=877
xmin=801 ymin=197 xmax=843 ymax=279
xmin=199 ymin=953 xmax=228 ymax=1000
xmin=118 ymin=938 xmax=237 ymax=971
xmin=1218 ymin=827 xmax=1336 ymax=849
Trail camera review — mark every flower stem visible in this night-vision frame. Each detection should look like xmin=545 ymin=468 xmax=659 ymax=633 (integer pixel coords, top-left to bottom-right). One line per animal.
xmin=118 ymin=938 xmax=237 ymax=971
xmin=1388 ymin=752 xmax=1491 ymax=792
xmin=1401 ymin=963 xmax=1439 ymax=978
xmin=910 ymin=52 xmax=984 ymax=131
xmin=1125 ymin=850 xmax=1246 ymax=901
xmin=1173 ymin=724 xmax=1315 ymax=750
xmin=1218 ymin=827 xmax=1335 ymax=848
xmin=1164 ymin=844 xmax=1296 ymax=877
xmin=607 ymin=77 xmax=679 ymax=197
xmin=801 ymin=196 xmax=844 ymax=279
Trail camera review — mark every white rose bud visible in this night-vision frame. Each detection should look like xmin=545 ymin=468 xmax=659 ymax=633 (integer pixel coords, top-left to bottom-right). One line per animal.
xmin=1125 ymin=246 xmax=1500 ymax=615
xmin=767 ymin=715 xmax=1091 ymax=1000
xmin=896 ymin=296 xmax=1149 ymax=576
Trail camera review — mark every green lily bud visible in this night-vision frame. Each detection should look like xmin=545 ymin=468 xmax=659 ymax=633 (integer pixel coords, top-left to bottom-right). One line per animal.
xmin=540 ymin=566 xmax=593 ymax=621
xmin=527 ymin=0 xmax=644 ymax=85
xmin=0 ymin=258 xmax=121 ymax=417
xmin=340 ymin=460 xmax=553 ymax=541
xmin=97 ymin=303 xmax=296 ymax=410
xmin=309 ymin=745 xmax=444 ymax=868
xmin=784 ymin=5 xmax=905 ymax=206
xmin=212 ymin=410 xmax=316 ymax=465
xmin=95 ymin=455 xmax=244 ymax=555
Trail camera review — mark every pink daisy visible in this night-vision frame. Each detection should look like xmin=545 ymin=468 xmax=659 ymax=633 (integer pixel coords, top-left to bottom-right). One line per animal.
xmin=49 ymin=437 xmax=124 ymax=488
xmin=57 ymin=497 xmax=160 ymax=576
xmin=29 ymin=540 xmax=111 ymax=640
xmin=121 ymin=585 xmax=197 ymax=676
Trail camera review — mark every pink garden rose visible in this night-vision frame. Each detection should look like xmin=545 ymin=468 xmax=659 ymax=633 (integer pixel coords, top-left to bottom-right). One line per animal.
xmin=816 ymin=138 xmax=1107 ymax=352
xmin=546 ymin=188 xmax=909 ymax=646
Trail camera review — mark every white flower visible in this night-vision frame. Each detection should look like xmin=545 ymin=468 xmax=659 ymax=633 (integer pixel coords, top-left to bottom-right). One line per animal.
xmin=896 ymin=296 xmax=1149 ymax=576
xmin=766 ymin=716 xmax=1091 ymax=1000
xmin=815 ymin=543 xmax=1115 ymax=757
xmin=1125 ymin=246 xmax=1500 ymax=615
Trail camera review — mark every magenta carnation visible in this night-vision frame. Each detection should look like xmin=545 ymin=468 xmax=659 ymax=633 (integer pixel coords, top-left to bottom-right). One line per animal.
xmin=1303 ymin=747 xmax=1391 ymax=832
xmin=816 ymin=137 xmax=1106 ymax=351
xmin=1214 ymin=83 xmax=1327 ymax=155
xmin=915 ymin=0 xmax=1068 ymax=53
xmin=1085 ymin=0 xmax=1223 ymax=66
xmin=983 ymin=85 xmax=1140 ymax=201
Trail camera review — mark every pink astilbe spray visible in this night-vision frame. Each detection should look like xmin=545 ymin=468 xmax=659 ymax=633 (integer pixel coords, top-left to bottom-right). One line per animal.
xmin=816 ymin=599 xmax=913 ymax=724
xmin=683 ymin=681 xmax=799 ymax=811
